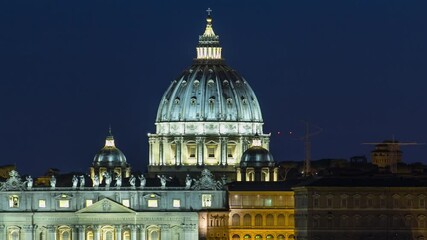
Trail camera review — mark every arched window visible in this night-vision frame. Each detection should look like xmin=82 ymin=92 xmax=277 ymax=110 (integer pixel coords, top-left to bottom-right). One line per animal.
xmin=86 ymin=231 xmax=93 ymax=240
xmin=123 ymin=231 xmax=130 ymax=240
xmin=9 ymin=228 xmax=20 ymax=240
xmin=277 ymin=235 xmax=285 ymax=240
xmin=277 ymin=214 xmax=285 ymax=226
xmin=243 ymin=214 xmax=252 ymax=226
xmin=232 ymin=214 xmax=241 ymax=226
xmin=266 ymin=235 xmax=274 ymax=239
xmin=266 ymin=214 xmax=274 ymax=226
xmin=57 ymin=226 xmax=72 ymax=240
xmin=255 ymin=235 xmax=262 ymax=239
xmin=255 ymin=214 xmax=263 ymax=226
xmin=244 ymin=234 xmax=251 ymax=239
xmin=232 ymin=234 xmax=240 ymax=240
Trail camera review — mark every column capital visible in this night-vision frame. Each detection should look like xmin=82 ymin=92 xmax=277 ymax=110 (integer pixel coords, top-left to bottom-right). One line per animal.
xmin=46 ymin=225 xmax=56 ymax=232
xmin=0 ymin=224 xmax=4 ymax=230
xmin=23 ymin=225 xmax=34 ymax=231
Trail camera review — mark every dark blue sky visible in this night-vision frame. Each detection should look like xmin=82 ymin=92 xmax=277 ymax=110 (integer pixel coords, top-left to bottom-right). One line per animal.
xmin=0 ymin=0 xmax=426 ymax=176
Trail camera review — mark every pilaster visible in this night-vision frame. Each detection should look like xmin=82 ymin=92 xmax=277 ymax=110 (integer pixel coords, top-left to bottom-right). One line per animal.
xmin=46 ymin=225 xmax=56 ymax=240
xmin=175 ymin=137 xmax=183 ymax=165
xmin=130 ymin=225 xmax=137 ymax=240
xmin=196 ymin=137 xmax=205 ymax=166
xmin=160 ymin=224 xmax=171 ymax=239
xmin=23 ymin=225 xmax=34 ymax=240
xmin=220 ymin=137 xmax=228 ymax=165
xmin=116 ymin=225 xmax=122 ymax=240
xmin=149 ymin=138 xmax=155 ymax=166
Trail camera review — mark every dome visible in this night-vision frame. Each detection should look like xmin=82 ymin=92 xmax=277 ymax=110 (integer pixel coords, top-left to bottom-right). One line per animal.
xmin=155 ymin=13 xmax=263 ymax=124
xmin=93 ymin=131 xmax=127 ymax=167
xmin=240 ymin=138 xmax=274 ymax=168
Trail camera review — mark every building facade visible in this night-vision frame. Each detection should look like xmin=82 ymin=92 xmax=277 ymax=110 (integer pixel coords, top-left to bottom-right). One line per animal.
xmin=294 ymin=177 xmax=427 ymax=240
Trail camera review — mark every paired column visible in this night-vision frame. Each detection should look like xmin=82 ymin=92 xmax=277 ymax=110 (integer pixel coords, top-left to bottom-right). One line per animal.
xmin=148 ymin=138 xmax=155 ymax=166
xmin=46 ymin=225 xmax=56 ymax=240
xmin=77 ymin=225 xmax=85 ymax=240
xmin=130 ymin=225 xmax=137 ymax=240
xmin=160 ymin=224 xmax=171 ymax=239
xmin=159 ymin=138 xmax=164 ymax=165
xmin=116 ymin=225 xmax=122 ymax=240
xmin=23 ymin=225 xmax=34 ymax=240
xmin=220 ymin=137 xmax=228 ymax=166
xmin=93 ymin=225 xmax=100 ymax=240
xmin=139 ymin=225 xmax=146 ymax=240
xmin=196 ymin=137 xmax=205 ymax=166
xmin=0 ymin=225 xmax=6 ymax=240
xmin=174 ymin=137 xmax=183 ymax=165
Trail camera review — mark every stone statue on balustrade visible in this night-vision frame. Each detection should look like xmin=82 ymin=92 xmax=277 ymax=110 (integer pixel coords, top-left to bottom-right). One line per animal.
xmin=129 ymin=175 xmax=136 ymax=189
xmin=115 ymin=175 xmax=122 ymax=188
xmin=26 ymin=176 xmax=33 ymax=190
xmin=185 ymin=174 xmax=192 ymax=190
xmin=72 ymin=175 xmax=78 ymax=189
xmin=139 ymin=174 xmax=146 ymax=189
xmin=104 ymin=172 xmax=112 ymax=188
xmin=93 ymin=175 xmax=99 ymax=188
xmin=79 ymin=175 xmax=85 ymax=188
xmin=157 ymin=175 xmax=171 ymax=189
xmin=50 ymin=175 xmax=56 ymax=189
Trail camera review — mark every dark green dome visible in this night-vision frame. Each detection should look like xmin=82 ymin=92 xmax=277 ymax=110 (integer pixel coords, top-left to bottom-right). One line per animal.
xmin=93 ymin=134 xmax=128 ymax=167
xmin=240 ymin=146 xmax=275 ymax=168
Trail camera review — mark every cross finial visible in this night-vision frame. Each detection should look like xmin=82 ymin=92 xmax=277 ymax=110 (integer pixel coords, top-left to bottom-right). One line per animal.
xmin=206 ymin=8 xmax=212 ymax=16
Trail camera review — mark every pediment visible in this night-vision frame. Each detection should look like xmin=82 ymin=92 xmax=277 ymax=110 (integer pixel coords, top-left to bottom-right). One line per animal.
xmin=77 ymin=198 xmax=135 ymax=214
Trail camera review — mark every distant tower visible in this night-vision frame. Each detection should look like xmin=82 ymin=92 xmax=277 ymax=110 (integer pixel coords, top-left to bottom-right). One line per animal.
xmin=90 ymin=128 xmax=131 ymax=183
xmin=370 ymin=140 xmax=402 ymax=171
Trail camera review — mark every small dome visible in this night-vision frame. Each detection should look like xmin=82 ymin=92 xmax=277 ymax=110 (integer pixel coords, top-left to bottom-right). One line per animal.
xmin=93 ymin=131 xmax=127 ymax=167
xmin=240 ymin=146 xmax=275 ymax=168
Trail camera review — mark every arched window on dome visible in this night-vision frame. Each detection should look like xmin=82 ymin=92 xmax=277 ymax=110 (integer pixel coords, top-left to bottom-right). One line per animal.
xmin=208 ymin=79 xmax=215 ymax=87
xmin=174 ymin=97 xmax=180 ymax=105
xmin=190 ymin=97 xmax=197 ymax=105
xmin=232 ymin=234 xmax=240 ymax=240
xmin=193 ymin=80 xmax=200 ymax=87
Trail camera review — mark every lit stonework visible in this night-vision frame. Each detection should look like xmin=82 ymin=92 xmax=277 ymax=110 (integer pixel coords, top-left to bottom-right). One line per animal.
xmin=148 ymin=10 xmax=270 ymax=180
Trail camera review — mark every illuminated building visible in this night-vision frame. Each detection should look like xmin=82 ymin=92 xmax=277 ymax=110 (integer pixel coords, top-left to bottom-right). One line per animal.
xmin=294 ymin=176 xmax=427 ymax=240
xmin=147 ymin=11 xmax=270 ymax=180
xmin=226 ymin=139 xmax=296 ymax=240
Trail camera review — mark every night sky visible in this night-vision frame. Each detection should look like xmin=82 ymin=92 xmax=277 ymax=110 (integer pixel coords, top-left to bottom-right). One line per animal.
xmin=0 ymin=1 xmax=426 ymax=177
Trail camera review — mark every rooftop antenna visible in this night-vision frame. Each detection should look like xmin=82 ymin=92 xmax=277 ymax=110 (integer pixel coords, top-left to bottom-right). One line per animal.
xmin=298 ymin=121 xmax=322 ymax=177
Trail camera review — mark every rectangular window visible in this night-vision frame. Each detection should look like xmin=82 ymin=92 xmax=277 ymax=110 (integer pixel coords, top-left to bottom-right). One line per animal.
xmin=341 ymin=198 xmax=347 ymax=208
xmin=264 ymin=198 xmax=272 ymax=207
xmin=9 ymin=195 xmax=19 ymax=208
xmin=313 ymin=198 xmax=319 ymax=208
xmin=207 ymin=147 xmax=215 ymax=158
xmin=420 ymin=199 xmax=425 ymax=208
xmin=86 ymin=200 xmax=93 ymax=207
xmin=202 ymin=194 xmax=212 ymax=207
xmin=188 ymin=145 xmax=196 ymax=158
xmin=122 ymin=199 xmax=130 ymax=207
xmin=327 ymin=198 xmax=333 ymax=208
xmin=39 ymin=199 xmax=46 ymax=208
xmin=59 ymin=200 xmax=70 ymax=208
xmin=173 ymin=199 xmax=181 ymax=208
xmin=148 ymin=199 xmax=158 ymax=208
